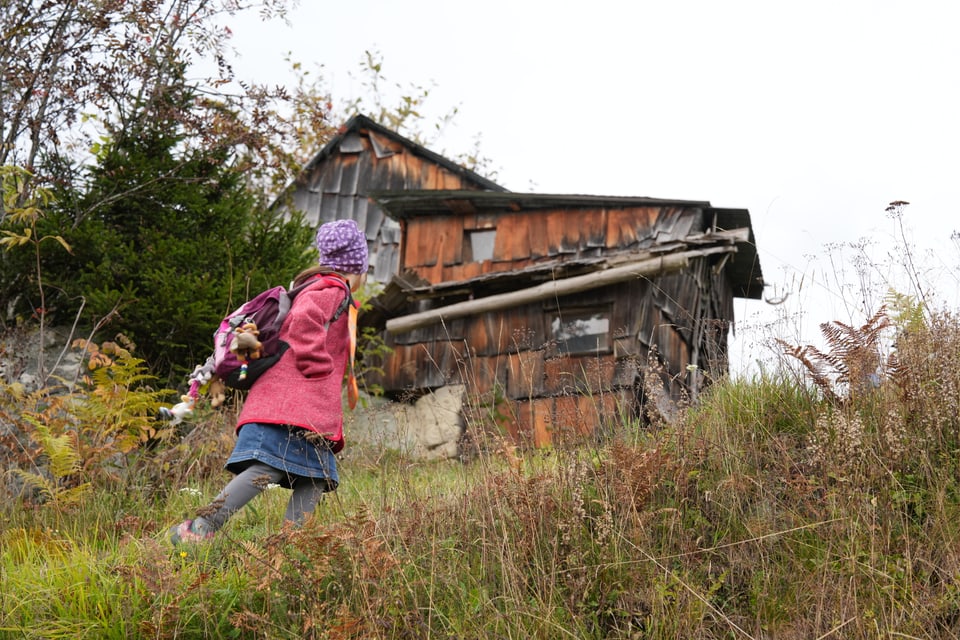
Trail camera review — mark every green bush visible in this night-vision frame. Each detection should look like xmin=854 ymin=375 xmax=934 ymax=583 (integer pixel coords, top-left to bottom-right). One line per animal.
xmin=16 ymin=107 xmax=315 ymax=387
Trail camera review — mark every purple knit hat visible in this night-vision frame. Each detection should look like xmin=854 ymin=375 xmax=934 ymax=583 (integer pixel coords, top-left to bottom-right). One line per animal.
xmin=316 ymin=219 xmax=368 ymax=274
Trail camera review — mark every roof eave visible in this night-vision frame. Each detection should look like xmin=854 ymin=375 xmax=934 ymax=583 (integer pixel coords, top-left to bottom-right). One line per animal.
xmin=371 ymin=190 xmax=714 ymax=219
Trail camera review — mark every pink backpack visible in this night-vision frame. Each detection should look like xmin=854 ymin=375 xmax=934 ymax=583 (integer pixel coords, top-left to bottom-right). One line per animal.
xmin=212 ymin=276 xmax=352 ymax=390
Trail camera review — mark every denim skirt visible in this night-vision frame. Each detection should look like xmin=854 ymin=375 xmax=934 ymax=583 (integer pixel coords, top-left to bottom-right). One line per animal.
xmin=226 ymin=422 xmax=339 ymax=491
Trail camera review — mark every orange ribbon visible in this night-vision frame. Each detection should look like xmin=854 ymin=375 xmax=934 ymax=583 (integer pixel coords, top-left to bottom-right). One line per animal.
xmin=346 ymin=303 xmax=359 ymax=409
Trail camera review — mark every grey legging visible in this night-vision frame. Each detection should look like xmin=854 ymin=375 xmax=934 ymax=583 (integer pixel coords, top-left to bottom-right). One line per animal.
xmin=193 ymin=461 xmax=328 ymax=533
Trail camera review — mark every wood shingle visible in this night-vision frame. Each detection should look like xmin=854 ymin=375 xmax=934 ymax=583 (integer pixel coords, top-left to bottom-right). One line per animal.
xmin=282 ymin=117 xmax=764 ymax=446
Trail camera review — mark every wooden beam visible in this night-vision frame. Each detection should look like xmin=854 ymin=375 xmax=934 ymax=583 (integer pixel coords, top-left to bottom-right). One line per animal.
xmin=386 ymin=246 xmax=736 ymax=334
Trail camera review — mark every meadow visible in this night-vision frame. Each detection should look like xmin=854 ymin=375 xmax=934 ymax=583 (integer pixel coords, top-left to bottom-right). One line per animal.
xmin=4 ymin=216 xmax=960 ymax=638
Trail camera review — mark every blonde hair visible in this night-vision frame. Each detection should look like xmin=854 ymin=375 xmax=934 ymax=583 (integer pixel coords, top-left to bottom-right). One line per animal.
xmin=292 ymin=265 xmax=366 ymax=292
xmin=292 ymin=265 xmax=340 ymax=287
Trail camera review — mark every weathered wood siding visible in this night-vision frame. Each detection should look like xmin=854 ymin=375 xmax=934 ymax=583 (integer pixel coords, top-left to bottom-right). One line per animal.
xmin=362 ymin=202 xmax=742 ymax=443
xmin=368 ymin=254 xmax=734 ymax=444
xmin=399 ymin=206 xmax=699 ymax=284
xmin=281 ymin=117 xmax=502 ymax=282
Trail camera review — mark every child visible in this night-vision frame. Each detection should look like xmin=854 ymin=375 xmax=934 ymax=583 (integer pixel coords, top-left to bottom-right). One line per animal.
xmin=170 ymin=219 xmax=368 ymax=543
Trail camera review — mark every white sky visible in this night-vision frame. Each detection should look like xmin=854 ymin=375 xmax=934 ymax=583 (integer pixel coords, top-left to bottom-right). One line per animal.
xmin=224 ymin=0 xmax=960 ymax=376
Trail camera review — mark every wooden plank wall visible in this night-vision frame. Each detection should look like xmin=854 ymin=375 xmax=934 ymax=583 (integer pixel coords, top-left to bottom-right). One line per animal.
xmin=461 ymin=389 xmax=635 ymax=447
xmin=363 ymin=199 xmax=740 ymax=445
xmin=368 ymin=256 xmax=735 ymax=445
xmin=287 ymin=127 xmax=491 ymax=282
xmin=400 ymin=206 xmax=698 ymax=283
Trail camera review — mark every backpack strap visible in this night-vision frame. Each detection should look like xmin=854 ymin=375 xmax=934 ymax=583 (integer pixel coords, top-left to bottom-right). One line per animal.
xmin=276 ymin=288 xmax=295 ymax=323
xmin=285 ymin=274 xmax=353 ymax=328
xmin=327 ymin=286 xmax=353 ymax=328
xmin=310 ymin=274 xmax=353 ymax=328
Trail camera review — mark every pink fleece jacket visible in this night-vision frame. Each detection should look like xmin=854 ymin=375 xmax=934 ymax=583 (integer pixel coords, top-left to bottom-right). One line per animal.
xmin=236 ymin=275 xmax=351 ymax=452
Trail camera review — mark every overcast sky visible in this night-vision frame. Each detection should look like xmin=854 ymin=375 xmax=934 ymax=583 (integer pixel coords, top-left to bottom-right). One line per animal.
xmin=224 ymin=0 xmax=960 ymax=375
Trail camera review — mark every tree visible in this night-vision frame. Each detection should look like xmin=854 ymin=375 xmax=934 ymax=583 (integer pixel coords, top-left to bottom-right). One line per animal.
xmin=0 ymin=0 xmax=295 ymax=196
xmin=0 ymin=0 xmax=314 ymax=384
xmin=1 ymin=1 xmax=491 ymax=387
xmin=51 ymin=81 xmax=313 ymax=382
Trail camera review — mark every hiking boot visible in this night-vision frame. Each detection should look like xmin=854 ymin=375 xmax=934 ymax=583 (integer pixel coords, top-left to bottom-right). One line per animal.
xmin=169 ymin=519 xmax=214 ymax=545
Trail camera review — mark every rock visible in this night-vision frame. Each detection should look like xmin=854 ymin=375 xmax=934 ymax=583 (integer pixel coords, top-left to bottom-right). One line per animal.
xmin=346 ymin=384 xmax=466 ymax=460
xmin=0 ymin=325 xmax=84 ymax=393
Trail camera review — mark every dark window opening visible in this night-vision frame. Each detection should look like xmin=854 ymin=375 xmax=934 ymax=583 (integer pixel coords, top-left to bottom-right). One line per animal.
xmin=551 ymin=308 xmax=611 ymax=355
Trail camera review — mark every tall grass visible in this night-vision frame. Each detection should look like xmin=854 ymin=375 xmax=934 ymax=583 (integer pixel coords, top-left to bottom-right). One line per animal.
xmin=5 ymin=306 xmax=960 ymax=633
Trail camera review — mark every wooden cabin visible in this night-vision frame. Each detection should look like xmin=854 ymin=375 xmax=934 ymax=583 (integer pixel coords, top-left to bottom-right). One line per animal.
xmin=280 ymin=116 xmax=763 ymax=446
xmin=277 ymin=114 xmax=505 ymax=283
xmin=364 ymin=191 xmax=764 ymax=445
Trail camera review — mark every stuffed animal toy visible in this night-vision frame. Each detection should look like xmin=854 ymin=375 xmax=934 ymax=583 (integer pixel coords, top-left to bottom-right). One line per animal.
xmin=229 ymin=322 xmax=262 ymax=362
xmin=207 ymin=376 xmax=227 ymax=408
xmin=160 ymin=362 xmax=228 ymax=422
xmin=158 ymin=394 xmax=195 ymax=426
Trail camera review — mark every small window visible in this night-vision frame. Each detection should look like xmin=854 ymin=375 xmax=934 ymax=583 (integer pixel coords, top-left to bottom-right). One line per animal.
xmin=464 ymin=229 xmax=496 ymax=262
xmin=551 ymin=309 xmax=611 ymax=355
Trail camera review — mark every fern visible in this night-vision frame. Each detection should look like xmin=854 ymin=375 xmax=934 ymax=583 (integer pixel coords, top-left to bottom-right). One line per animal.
xmin=74 ymin=339 xmax=175 ymax=447
xmin=4 ymin=338 xmax=174 ymax=505
xmin=12 ymin=417 xmax=90 ymax=507
xmin=775 ymin=340 xmax=840 ymax=403
xmin=778 ymin=306 xmax=891 ymax=403
xmin=884 ymin=289 xmax=926 ymax=336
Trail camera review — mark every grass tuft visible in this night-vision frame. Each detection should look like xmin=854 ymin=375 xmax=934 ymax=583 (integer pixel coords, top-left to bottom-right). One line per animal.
xmin=6 ymin=308 xmax=960 ymax=637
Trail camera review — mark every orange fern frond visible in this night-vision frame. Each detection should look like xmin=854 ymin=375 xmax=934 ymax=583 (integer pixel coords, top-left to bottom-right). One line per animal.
xmin=779 ymin=306 xmax=891 ymax=403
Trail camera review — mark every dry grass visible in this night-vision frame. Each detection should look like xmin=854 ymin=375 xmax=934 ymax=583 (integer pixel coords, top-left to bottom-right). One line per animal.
xmin=3 ymin=308 xmax=960 ymax=638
